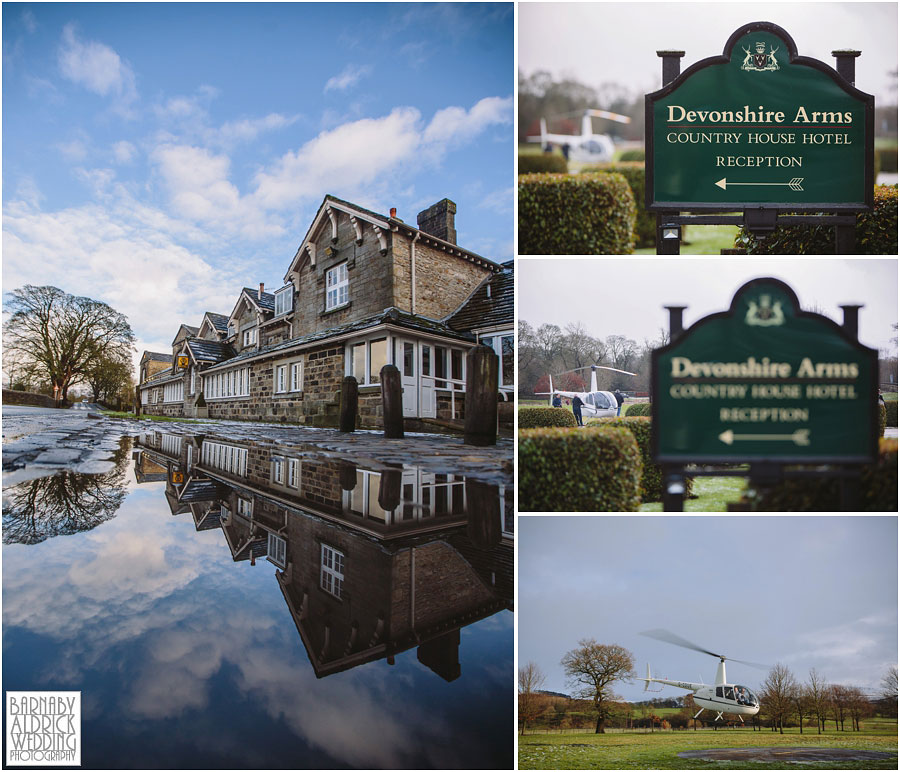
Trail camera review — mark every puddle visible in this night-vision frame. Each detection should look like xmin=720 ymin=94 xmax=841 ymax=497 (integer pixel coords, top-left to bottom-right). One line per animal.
xmin=2 ymin=429 xmax=513 ymax=768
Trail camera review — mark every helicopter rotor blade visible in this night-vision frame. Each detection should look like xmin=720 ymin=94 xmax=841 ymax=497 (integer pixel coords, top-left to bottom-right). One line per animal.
xmin=640 ymin=629 xmax=770 ymax=670
xmin=640 ymin=629 xmax=725 ymax=659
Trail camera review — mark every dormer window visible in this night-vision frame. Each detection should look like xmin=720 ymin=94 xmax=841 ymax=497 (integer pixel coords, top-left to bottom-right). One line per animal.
xmin=325 ymin=262 xmax=349 ymax=311
xmin=275 ymin=285 xmax=293 ymax=316
xmin=243 ymin=327 xmax=257 ymax=347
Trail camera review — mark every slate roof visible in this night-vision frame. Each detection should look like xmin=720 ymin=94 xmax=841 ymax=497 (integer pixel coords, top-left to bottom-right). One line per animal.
xmin=204 ymin=312 xmax=229 ymax=333
xmin=242 ymin=287 xmax=276 ymax=313
xmin=179 ymin=478 xmax=228 ymax=503
xmin=446 ymin=265 xmax=514 ymax=333
xmin=141 ymin=351 xmax=173 ymax=363
xmin=202 ymin=307 xmax=474 ymax=372
xmin=142 ymin=367 xmax=179 ymax=385
xmin=186 ymin=338 xmax=236 ymax=364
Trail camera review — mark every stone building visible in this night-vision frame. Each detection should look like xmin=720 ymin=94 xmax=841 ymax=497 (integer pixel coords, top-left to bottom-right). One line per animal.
xmin=138 ymin=195 xmax=513 ymax=429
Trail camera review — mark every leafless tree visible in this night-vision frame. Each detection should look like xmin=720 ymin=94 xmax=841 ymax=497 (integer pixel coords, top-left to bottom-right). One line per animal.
xmin=518 ymin=661 xmax=546 ymax=735
xmin=760 ymin=663 xmax=797 ymax=734
xmin=807 ymin=668 xmax=828 ymax=734
xmin=560 ymin=639 xmax=635 ymax=733
xmin=4 ymin=285 xmax=135 ymax=404
xmin=792 ymin=683 xmax=813 ymax=734
xmin=880 ymin=665 xmax=898 ymax=717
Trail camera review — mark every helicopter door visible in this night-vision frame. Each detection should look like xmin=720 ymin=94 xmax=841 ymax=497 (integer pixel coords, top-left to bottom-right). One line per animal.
xmin=723 ymin=686 xmax=735 ymax=700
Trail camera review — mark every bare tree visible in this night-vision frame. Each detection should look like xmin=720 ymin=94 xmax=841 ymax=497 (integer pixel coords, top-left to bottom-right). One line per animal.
xmin=807 ymin=668 xmax=828 ymax=734
xmin=518 ymin=661 xmax=546 ymax=735
xmin=760 ymin=663 xmax=797 ymax=734
xmin=4 ymin=285 xmax=135 ymax=404
xmin=880 ymin=665 xmax=898 ymax=717
xmin=792 ymin=683 xmax=812 ymax=734
xmin=560 ymin=639 xmax=635 ymax=734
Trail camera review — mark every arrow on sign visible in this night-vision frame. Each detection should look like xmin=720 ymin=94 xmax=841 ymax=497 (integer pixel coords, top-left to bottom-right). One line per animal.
xmin=719 ymin=428 xmax=810 ymax=446
xmin=715 ymin=177 xmax=804 ymax=191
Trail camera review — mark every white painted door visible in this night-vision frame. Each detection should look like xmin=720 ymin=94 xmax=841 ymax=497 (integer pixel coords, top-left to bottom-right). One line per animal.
xmin=396 ymin=339 xmax=418 ymax=417
xmin=419 ymin=343 xmax=436 ymax=418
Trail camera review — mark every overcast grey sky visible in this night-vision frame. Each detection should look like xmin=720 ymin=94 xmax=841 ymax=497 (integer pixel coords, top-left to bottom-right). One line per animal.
xmin=518 ymin=516 xmax=898 ymax=701
xmin=519 ymin=1 xmax=898 ymax=104
xmin=518 ymin=258 xmax=898 ymax=354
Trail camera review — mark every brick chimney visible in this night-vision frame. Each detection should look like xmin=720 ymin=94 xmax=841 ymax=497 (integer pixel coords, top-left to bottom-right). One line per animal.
xmin=259 ymin=282 xmax=264 ymax=300
xmin=416 ymin=199 xmax=457 ymax=245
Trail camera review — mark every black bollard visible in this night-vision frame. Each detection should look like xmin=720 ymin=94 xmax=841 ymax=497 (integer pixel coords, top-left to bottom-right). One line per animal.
xmin=464 ymin=345 xmax=498 ymax=446
xmin=377 ymin=467 xmax=402 ymax=512
xmin=381 ymin=364 xmax=404 ymax=439
xmin=134 ymin=385 xmax=142 ymax=416
xmin=465 ymin=479 xmax=501 ymax=549
xmin=339 ymin=376 xmax=358 ymax=432
xmin=339 ymin=462 xmax=357 ymax=491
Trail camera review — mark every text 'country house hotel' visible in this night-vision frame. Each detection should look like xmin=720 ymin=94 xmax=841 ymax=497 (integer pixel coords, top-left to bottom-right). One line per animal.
xmin=138 ymin=196 xmax=513 ymax=429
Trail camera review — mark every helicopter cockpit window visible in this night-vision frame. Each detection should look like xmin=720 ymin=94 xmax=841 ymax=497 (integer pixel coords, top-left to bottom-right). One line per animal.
xmin=582 ymin=140 xmax=603 ymax=154
xmin=715 ymin=686 xmax=723 ymax=698
xmin=593 ymin=392 xmax=613 ymax=409
xmin=723 ymin=686 xmax=735 ymax=701
xmin=585 ymin=394 xmax=595 ymax=406
xmin=734 ymin=685 xmax=758 ymax=706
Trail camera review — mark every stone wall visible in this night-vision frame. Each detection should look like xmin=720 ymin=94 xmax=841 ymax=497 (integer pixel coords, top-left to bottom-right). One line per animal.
xmin=412 ymin=242 xmax=492 ymax=320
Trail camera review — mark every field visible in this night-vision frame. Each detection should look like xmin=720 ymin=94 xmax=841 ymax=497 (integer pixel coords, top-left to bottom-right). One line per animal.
xmin=519 ymin=721 xmax=898 ymax=769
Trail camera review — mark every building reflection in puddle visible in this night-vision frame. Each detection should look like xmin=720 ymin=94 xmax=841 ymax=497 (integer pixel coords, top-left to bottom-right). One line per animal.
xmin=133 ymin=429 xmax=513 ymax=682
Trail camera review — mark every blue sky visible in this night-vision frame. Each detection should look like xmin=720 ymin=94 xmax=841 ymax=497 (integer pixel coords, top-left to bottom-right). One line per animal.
xmin=3 ymin=3 xmax=513 ymax=362
xmin=519 ymin=516 xmax=898 ymax=701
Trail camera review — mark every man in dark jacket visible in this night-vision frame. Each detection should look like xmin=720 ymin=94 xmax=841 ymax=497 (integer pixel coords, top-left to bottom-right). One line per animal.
xmin=572 ymin=394 xmax=584 ymax=426
xmin=614 ymin=389 xmax=625 ymax=417
xmin=552 ymin=394 xmax=562 ymax=408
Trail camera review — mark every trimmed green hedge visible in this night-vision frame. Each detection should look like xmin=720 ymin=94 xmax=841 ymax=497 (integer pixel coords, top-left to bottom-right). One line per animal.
xmin=518 ymin=172 xmax=636 ymax=254
xmin=886 ymin=400 xmax=898 ymax=428
xmin=519 ymin=426 xmax=642 ymax=511
xmin=878 ymin=402 xmax=887 ymax=438
xmin=617 ymin=148 xmax=645 ymax=162
xmin=518 ymin=154 xmax=568 ymax=175
xmin=581 ymin=162 xmax=653 ymax=249
xmin=735 ymin=185 xmax=898 ymax=255
xmin=518 ymin=407 xmax=577 ymax=428
xmin=625 ymin=402 xmax=651 ymax=416
xmin=588 ymin=416 xmax=693 ymax=502
xmin=747 ymin=438 xmax=898 ymax=511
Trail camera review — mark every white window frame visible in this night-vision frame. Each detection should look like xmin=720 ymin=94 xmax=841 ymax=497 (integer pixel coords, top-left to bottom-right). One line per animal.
xmin=271 ymin=456 xmax=284 ymax=485
xmin=320 ymin=544 xmax=345 ymax=599
xmin=236 ymin=497 xmax=253 ymax=518
xmin=325 ymin=262 xmax=349 ymax=311
xmin=274 ymin=359 xmax=302 ymax=395
xmin=141 ymin=390 xmax=149 ymax=405
xmin=287 ymin=458 xmax=299 ymax=489
xmin=204 ymin=367 xmax=250 ymax=400
xmin=479 ymin=330 xmax=515 ymax=390
xmin=243 ymin=327 xmax=257 ymax=347
xmin=346 ymin=335 xmax=390 ymax=386
xmin=189 ymin=367 xmax=196 ymax=395
xmin=267 ymin=533 xmax=287 ymax=568
xmin=274 ymin=364 xmax=287 ymax=394
xmin=200 ymin=441 xmax=248 ymax=477
xmin=275 ymin=285 xmax=293 ymax=317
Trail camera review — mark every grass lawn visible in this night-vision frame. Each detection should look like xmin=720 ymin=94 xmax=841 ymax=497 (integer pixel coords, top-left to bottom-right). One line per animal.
xmin=884 ymin=392 xmax=898 ymax=401
xmin=636 ymin=224 xmax=742 ymax=255
xmin=640 ymin=475 xmax=747 ymax=512
xmin=100 ymin=410 xmax=202 ymax=423
xmin=519 ymin=724 xmax=898 ymax=769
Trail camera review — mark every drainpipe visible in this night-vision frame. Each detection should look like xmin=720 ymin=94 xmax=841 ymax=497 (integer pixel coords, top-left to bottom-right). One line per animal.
xmin=410 ymin=232 xmax=420 ymax=314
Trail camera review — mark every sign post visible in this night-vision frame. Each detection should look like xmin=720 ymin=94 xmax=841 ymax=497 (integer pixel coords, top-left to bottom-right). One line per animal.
xmin=646 ymin=22 xmax=874 ymax=253
xmin=651 ymin=277 xmax=878 ymax=510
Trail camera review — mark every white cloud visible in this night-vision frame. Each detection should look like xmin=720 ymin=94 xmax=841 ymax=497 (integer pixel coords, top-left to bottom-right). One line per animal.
xmin=112 ymin=140 xmax=136 ymax=164
xmin=324 ymin=64 xmax=372 ymax=93
xmin=58 ymin=24 xmax=137 ymax=111
xmin=479 ymin=186 xmax=514 ymax=214
xmin=21 ymin=10 xmax=37 ymax=34
xmin=214 ymin=113 xmax=298 ymax=146
xmin=423 ymin=96 xmax=512 ymax=144
xmin=56 ymin=138 xmax=88 ymax=162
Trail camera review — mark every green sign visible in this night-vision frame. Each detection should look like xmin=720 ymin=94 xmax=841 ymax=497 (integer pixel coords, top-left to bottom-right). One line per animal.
xmin=651 ymin=278 xmax=878 ymax=464
xmin=646 ymin=22 xmax=874 ymax=211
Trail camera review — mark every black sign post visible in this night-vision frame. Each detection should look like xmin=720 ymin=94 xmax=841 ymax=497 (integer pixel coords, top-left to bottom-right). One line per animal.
xmin=651 ymin=277 xmax=878 ymax=511
xmin=646 ymin=22 xmax=874 ymax=254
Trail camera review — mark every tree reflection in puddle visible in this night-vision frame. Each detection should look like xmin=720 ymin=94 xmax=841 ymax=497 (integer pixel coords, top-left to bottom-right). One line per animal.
xmin=3 ymin=437 xmax=132 ymax=545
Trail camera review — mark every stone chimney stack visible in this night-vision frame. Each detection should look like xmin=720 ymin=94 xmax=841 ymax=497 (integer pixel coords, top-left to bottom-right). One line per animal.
xmin=416 ymin=199 xmax=457 ymax=245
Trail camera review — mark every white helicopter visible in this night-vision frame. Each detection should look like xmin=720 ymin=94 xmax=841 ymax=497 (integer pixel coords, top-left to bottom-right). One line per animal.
xmin=536 ymin=364 xmax=636 ymax=419
xmin=527 ymin=109 xmax=631 ymax=163
xmin=640 ymin=629 xmax=766 ymax=723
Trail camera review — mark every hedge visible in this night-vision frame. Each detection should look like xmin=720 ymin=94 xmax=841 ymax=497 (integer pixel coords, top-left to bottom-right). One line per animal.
xmin=625 ymin=402 xmax=651 ymax=416
xmin=588 ymin=416 xmax=694 ymax=502
xmin=877 ymin=146 xmax=898 ymax=174
xmin=735 ymin=185 xmax=898 ymax=255
xmin=581 ymin=162 xmax=653 ymax=249
xmin=617 ymin=148 xmax=645 ymax=162
xmin=518 ymin=407 xmax=577 ymax=429
xmin=519 ymin=426 xmax=642 ymax=511
xmin=747 ymin=438 xmax=898 ymax=511
xmin=886 ymin=400 xmax=898 ymax=428
xmin=518 ymin=172 xmax=636 ymax=254
xmin=878 ymin=403 xmax=887 ymax=438
xmin=518 ymin=154 xmax=568 ymax=175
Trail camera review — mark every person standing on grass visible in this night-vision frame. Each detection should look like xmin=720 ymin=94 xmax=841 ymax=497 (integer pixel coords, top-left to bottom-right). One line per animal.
xmin=552 ymin=393 xmax=562 ymax=408
xmin=572 ymin=394 xmax=584 ymax=426
xmin=614 ymin=389 xmax=625 ymax=417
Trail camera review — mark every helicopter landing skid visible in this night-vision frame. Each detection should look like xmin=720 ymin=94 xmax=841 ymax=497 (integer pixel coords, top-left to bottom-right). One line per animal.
xmin=714 ymin=711 xmax=724 ymax=722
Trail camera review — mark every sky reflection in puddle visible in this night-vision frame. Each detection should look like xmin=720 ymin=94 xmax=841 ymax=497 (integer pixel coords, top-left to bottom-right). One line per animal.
xmin=3 ymin=433 xmax=513 ymax=769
